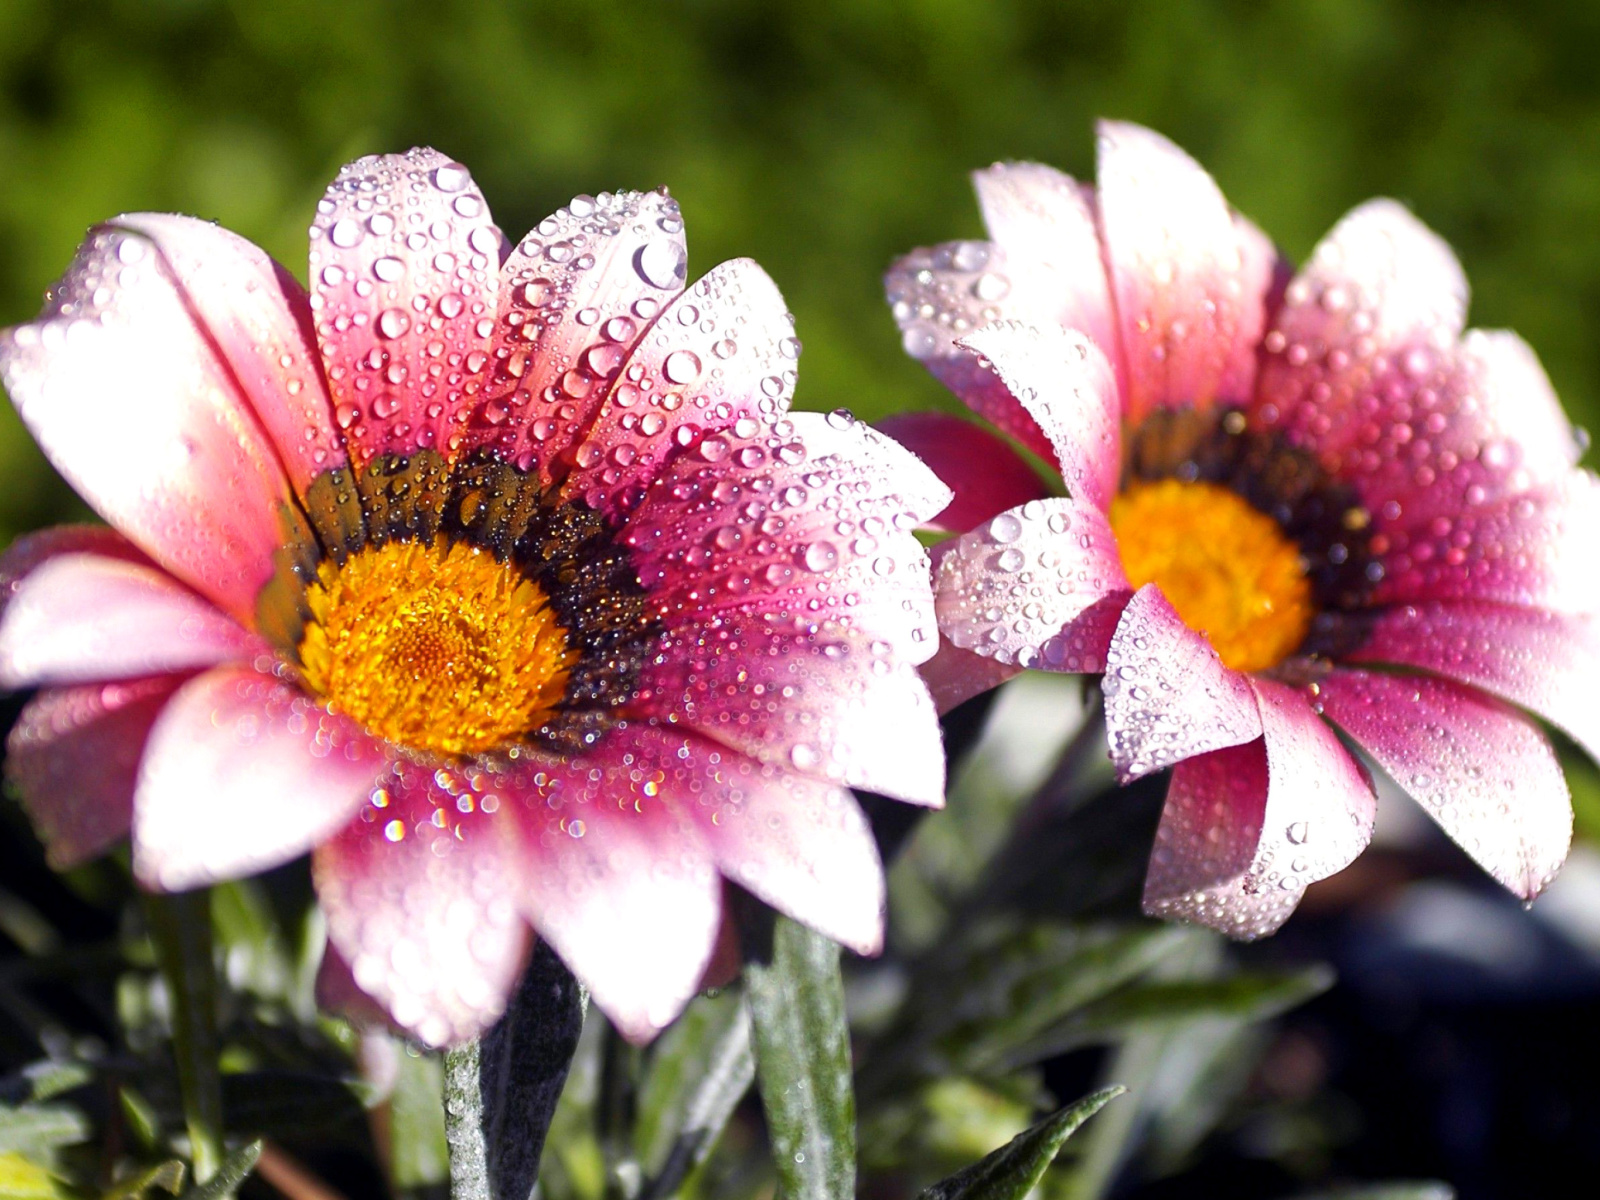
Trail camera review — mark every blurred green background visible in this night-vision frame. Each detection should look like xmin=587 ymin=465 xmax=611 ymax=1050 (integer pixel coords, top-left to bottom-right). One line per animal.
xmin=4 ymin=0 xmax=1600 ymax=543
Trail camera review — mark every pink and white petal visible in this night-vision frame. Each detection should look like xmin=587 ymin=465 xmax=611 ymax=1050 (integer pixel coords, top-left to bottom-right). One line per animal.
xmin=506 ymin=733 xmax=722 ymax=1041
xmin=6 ymin=675 xmax=186 ymax=869
xmin=1234 ymin=210 xmax=1293 ymax=333
xmin=1095 ymin=120 xmax=1269 ymax=418
xmin=0 ymin=553 xmax=259 ymax=689
xmin=626 ymin=411 xmax=950 ymax=664
xmin=1455 ymin=330 xmax=1580 ymax=488
xmin=885 ymin=240 xmax=1055 ymax=461
xmin=633 ymin=611 xmax=945 ymax=808
xmin=0 ymin=525 xmax=149 ymax=581
xmin=308 ymin=149 xmax=502 ymax=466
xmin=1314 ymin=669 xmax=1570 ymax=900
xmin=972 ymin=161 xmax=1122 ymax=375
xmin=0 ymin=225 xmax=292 ymax=624
xmin=1347 ymin=600 xmax=1600 ymax=762
xmin=558 ymin=259 xmax=799 ymax=517
xmin=133 ymin=665 xmax=388 ymax=891
xmin=1253 ymin=199 xmax=1468 ymax=457
xmin=876 ymin=412 xmax=1049 ymax=534
xmin=918 ymin=637 xmax=1021 ymax=714
xmin=957 ymin=322 xmax=1121 ymax=510
xmin=934 ymin=497 xmax=1132 ymax=673
xmin=1102 ymin=585 xmax=1261 ymax=782
xmin=314 ymin=759 xmax=531 ymax=1047
xmin=109 ymin=213 xmax=341 ymax=492
xmin=648 ymin=726 xmax=885 ymax=955
xmin=469 ymin=190 xmax=688 ymax=482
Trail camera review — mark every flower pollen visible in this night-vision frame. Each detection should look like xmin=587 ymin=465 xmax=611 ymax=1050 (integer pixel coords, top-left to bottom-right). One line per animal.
xmin=298 ymin=537 xmax=577 ymax=757
xmin=1109 ymin=478 xmax=1313 ymax=673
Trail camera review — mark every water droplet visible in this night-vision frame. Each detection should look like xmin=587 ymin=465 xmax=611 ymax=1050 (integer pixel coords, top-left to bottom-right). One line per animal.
xmin=329 ymin=218 xmax=363 ymax=248
xmin=636 ymin=240 xmax=686 ymax=289
xmin=663 ymin=350 xmax=702 ymax=384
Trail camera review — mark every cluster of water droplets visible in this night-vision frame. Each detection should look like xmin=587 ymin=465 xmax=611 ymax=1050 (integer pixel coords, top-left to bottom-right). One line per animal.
xmin=886 ymin=237 xmax=1016 ymax=378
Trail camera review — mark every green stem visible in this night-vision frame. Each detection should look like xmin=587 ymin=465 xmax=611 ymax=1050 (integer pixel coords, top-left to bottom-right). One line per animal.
xmin=144 ymin=888 xmax=226 ymax=1186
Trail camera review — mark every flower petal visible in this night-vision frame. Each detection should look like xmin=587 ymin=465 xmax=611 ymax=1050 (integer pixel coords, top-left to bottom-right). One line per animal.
xmin=875 ymin=412 xmax=1049 ymax=534
xmin=634 ymin=611 xmax=945 ymax=808
xmin=133 ymin=665 xmax=387 ymax=891
xmin=1095 ymin=120 xmax=1269 ymax=418
xmin=1315 ymin=669 xmax=1570 ymax=900
xmin=0 ymin=223 xmax=293 ymax=624
xmin=109 ymin=213 xmax=342 ymax=492
xmin=934 ymin=497 xmax=1131 ymax=672
xmin=1102 ymin=585 xmax=1262 ymax=782
xmin=314 ymin=759 xmax=532 ymax=1047
xmin=308 ymin=149 xmax=502 ymax=466
xmin=559 ymin=259 xmax=798 ymax=518
xmin=957 ymin=322 xmax=1122 ymax=510
xmin=6 ymin=676 xmax=186 ymax=869
xmin=917 ymin=638 xmax=1021 ymax=714
xmin=472 ymin=190 xmax=687 ymax=482
xmin=0 ymin=550 xmax=259 ymax=689
xmin=1346 ymin=600 xmax=1600 ymax=762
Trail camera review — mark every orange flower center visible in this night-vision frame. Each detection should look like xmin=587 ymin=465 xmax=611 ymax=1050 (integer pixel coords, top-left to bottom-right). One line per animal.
xmin=298 ymin=538 xmax=577 ymax=756
xmin=1108 ymin=478 xmax=1313 ymax=673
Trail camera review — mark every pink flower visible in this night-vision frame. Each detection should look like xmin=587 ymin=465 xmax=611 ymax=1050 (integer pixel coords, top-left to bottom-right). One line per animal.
xmin=887 ymin=121 xmax=1597 ymax=938
xmin=0 ymin=149 xmax=949 ymax=1045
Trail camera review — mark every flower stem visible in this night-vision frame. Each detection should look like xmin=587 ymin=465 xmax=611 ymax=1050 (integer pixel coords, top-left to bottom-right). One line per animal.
xmin=143 ymin=888 xmax=226 ymax=1186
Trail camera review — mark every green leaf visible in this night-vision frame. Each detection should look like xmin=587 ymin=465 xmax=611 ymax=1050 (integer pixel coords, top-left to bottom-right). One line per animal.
xmin=101 ymin=1160 xmax=185 ymax=1199
xmin=177 ymin=1141 xmax=259 ymax=1200
xmin=743 ymin=912 xmax=855 ymax=1200
xmin=443 ymin=942 xmax=585 ymax=1200
xmin=917 ymin=1087 xmax=1125 ymax=1200
xmin=0 ymin=1151 xmax=74 ymax=1200
xmin=388 ymin=1050 xmax=449 ymax=1190
xmin=0 ymin=1105 xmax=91 ymax=1157
xmin=1289 ymin=1186 xmax=1455 ymax=1200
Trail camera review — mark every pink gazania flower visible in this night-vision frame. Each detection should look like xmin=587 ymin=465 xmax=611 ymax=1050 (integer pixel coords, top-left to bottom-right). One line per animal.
xmin=0 ymin=149 xmax=950 ymax=1045
xmin=885 ymin=121 xmax=1598 ymax=937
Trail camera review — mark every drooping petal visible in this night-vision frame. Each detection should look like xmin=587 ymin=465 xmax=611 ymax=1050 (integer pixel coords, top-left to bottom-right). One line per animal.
xmin=559 ymin=259 xmax=798 ymax=518
xmin=917 ymin=638 xmax=1021 ymax=714
xmin=625 ymin=410 xmax=950 ymax=664
xmin=875 ymin=411 xmax=1050 ymax=533
xmin=1102 ymin=585 xmax=1261 ymax=782
xmin=308 ymin=149 xmax=502 ymax=466
xmin=313 ymin=759 xmax=532 ymax=1047
xmin=1345 ymin=600 xmax=1600 ymax=761
xmin=0 ymin=551 xmax=259 ymax=688
xmin=133 ymin=666 xmax=387 ymax=891
xmin=1095 ymin=120 xmax=1270 ymax=418
xmin=632 ymin=611 xmax=945 ymax=808
xmin=934 ymin=497 xmax=1132 ymax=672
xmin=957 ymin=322 xmax=1122 ymax=510
xmin=6 ymin=676 xmax=186 ymax=869
xmin=0 ymin=223 xmax=293 ymax=624
xmin=109 ymin=213 xmax=342 ymax=493
xmin=1144 ymin=678 xmax=1376 ymax=940
xmin=1314 ymin=669 xmax=1570 ymax=900
xmin=469 ymin=189 xmax=688 ymax=482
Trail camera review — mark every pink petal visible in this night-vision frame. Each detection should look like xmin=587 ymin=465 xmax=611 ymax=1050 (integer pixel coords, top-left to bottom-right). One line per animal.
xmin=1457 ymin=329 xmax=1582 ymax=487
xmin=625 ymin=410 xmax=950 ymax=665
xmin=308 ymin=149 xmax=502 ymax=466
xmin=957 ymin=322 xmax=1122 ymax=510
xmin=470 ymin=190 xmax=687 ymax=482
xmin=1102 ymin=585 xmax=1262 ymax=782
xmin=885 ymin=240 xmax=1055 ymax=461
xmin=876 ymin=412 xmax=1049 ymax=534
xmin=1314 ymin=669 xmax=1570 ymax=900
xmin=133 ymin=666 xmax=387 ymax=891
xmin=918 ymin=638 xmax=1021 ymax=714
xmin=6 ymin=675 xmax=186 ymax=869
xmin=109 ymin=213 xmax=342 ymax=493
xmin=0 ymin=224 xmax=292 ymax=624
xmin=1095 ymin=120 xmax=1270 ymax=418
xmin=1144 ymin=678 xmax=1376 ymax=940
xmin=558 ymin=259 xmax=798 ymax=517
xmin=632 ymin=611 xmax=945 ymax=808
xmin=934 ymin=498 xmax=1131 ymax=673
xmin=1346 ymin=600 xmax=1600 ymax=761
xmin=0 ymin=524 xmax=148 ymax=577
xmin=971 ymin=161 xmax=1122 ymax=381
xmin=314 ymin=759 xmax=533 ymax=1047
xmin=506 ymin=729 xmax=722 ymax=1041
xmin=313 ymin=943 xmax=398 ymax=1033
xmin=0 ymin=551 xmax=259 ymax=689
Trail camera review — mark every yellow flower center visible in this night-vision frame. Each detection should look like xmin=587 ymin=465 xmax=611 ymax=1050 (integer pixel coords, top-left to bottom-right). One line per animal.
xmin=298 ymin=538 xmax=577 ymax=757
xmin=1108 ymin=478 xmax=1313 ymax=673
